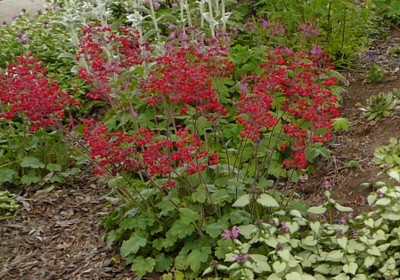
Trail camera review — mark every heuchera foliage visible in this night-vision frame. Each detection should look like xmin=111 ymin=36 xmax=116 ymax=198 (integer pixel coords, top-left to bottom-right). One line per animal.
xmin=0 ymin=55 xmax=79 ymax=131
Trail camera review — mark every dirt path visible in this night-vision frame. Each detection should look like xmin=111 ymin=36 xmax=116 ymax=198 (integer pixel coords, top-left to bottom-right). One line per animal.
xmin=0 ymin=0 xmax=44 ymax=23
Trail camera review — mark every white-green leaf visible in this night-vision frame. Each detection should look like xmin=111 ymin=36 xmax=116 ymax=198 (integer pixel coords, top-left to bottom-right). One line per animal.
xmin=343 ymin=263 xmax=358 ymax=275
xmin=232 ymin=194 xmax=250 ymax=207
xmin=286 ymin=272 xmax=302 ymax=280
xmin=272 ymin=261 xmax=286 ymax=273
xmin=364 ymin=256 xmax=376 ymax=267
xmin=308 ymin=206 xmax=327 ymax=215
xmin=334 ymin=203 xmax=353 ymax=212
xmin=256 ymin=193 xmax=279 ymax=208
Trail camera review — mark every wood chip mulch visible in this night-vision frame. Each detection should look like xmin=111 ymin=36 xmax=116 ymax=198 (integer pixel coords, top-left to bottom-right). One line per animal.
xmin=0 ymin=176 xmax=135 ymax=280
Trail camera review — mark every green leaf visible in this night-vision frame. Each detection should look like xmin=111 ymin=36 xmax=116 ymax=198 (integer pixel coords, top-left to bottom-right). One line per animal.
xmin=382 ymin=211 xmax=400 ymax=221
xmin=155 ymin=253 xmax=173 ymax=272
xmin=191 ymin=185 xmax=207 ymax=203
xmin=20 ymin=171 xmax=41 ymax=185
xmin=272 ymin=261 xmax=286 ymax=273
xmin=232 ymin=194 xmax=250 ymax=207
xmin=21 ymin=156 xmax=45 ymax=169
xmin=326 ymin=250 xmax=344 ymax=262
xmin=278 ymin=250 xmax=290 ymax=262
xmin=337 ymin=237 xmax=348 ymax=249
xmin=186 ymin=246 xmax=212 ymax=272
xmin=0 ymin=168 xmax=17 ymax=183
xmin=367 ymin=246 xmax=381 ymax=256
xmin=310 ymin=221 xmax=321 ymax=234
xmin=343 ymin=263 xmax=357 ymax=275
xmin=286 ymin=272 xmax=302 ymax=280
xmin=251 ymin=254 xmax=271 ymax=273
xmin=314 ymin=263 xmax=331 ymax=274
xmin=167 ymin=220 xmax=195 ymax=240
xmin=205 ymin=220 xmax=229 ymax=238
xmin=46 ymin=163 xmax=62 ymax=172
xmin=120 ymin=232 xmax=147 ymax=257
xmin=179 ymin=208 xmax=201 ymax=225
xmin=238 ymin=224 xmax=256 ymax=238
xmin=364 ymin=256 xmax=376 ymax=267
xmin=308 ymin=206 xmax=327 ymax=215
xmin=376 ymin=197 xmax=391 ymax=206
xmin=334 ymin=203 xmax=353 ymax=212
xmin=211 ymin=189 xmax=231 ymax=204
xmin=131 ymin=256 xmax=155 ymax=277
xmin=333 ymin=118 xmax=352 ymax=132
xmin=256 ymin=193 xmax=279 ymax=208
xmin=302 ymin=235 xmax=318 ymax=246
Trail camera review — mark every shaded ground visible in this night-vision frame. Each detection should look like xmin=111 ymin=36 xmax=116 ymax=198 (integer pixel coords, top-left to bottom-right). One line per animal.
xmin=1 ymin=26 xmax=400 ymax=280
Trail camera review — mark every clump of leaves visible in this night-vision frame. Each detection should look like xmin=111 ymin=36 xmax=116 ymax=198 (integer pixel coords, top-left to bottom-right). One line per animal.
xmin=360 ymin=91 xmax=400 ymax=121
xmin=214 ymin=171 xmax=400 ymax=279
xmin=0 ymin=190 xmax=19 ymax=214
xmin=364 ymin=63 xmax=385 ymax=84
xmin=374 ymin=137 xmax=400 ymax=170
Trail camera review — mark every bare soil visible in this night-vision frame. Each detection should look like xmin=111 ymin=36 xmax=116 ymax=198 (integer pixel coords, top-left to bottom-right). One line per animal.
xmin=1 ymin=27 xmax=400 ymax=280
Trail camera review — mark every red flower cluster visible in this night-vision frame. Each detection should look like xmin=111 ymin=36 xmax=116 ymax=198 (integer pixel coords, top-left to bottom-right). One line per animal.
xmin=83 ymin=120 xmax=218 ymax=187
xmin=77 ymin=24 xmax=150 ymax=101
xmin=141 ymin=43 xmax=233 ymax=120
xmin=0 ymin=55 xmax=79 ymax=131
xmin=238 ymin=47 xmax=340 ymax=169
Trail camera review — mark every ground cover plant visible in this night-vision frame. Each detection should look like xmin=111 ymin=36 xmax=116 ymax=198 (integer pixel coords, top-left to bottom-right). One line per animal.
xmin=1 ymin=0 xmax=400 ymax=279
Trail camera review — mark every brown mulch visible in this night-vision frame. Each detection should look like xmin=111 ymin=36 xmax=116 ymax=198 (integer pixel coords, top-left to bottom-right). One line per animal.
xmin=0 ymin=176 xmax=134 ymax=280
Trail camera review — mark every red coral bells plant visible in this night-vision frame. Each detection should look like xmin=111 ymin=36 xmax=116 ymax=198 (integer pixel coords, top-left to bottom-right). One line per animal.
xmin=63 ymin=25 xmax=344 ymax=277
xmin=238 ymin=47 xmax=340 ymax=170
xmin=76 ymin=24 xmax=151 ymax=102
xmin=0 ymin=55 xmax=79 ymax=131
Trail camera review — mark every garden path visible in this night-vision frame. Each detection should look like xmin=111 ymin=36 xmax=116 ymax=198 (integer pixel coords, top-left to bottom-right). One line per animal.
xmin=0 ymin=0 xmax=44 ymax=24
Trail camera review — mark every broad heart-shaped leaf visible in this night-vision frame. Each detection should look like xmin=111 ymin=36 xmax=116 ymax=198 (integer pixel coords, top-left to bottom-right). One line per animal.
xmin=155 ymin=253 xmax=173 ymax=272
xmin=232 ymin=194 xmax=250 ymax=207
xmin=186 ymin=246 xmax=212 ymax=272
xmin=343 ymin=262 xmax=358 ymax=275
xmin=204 ymin=219 xmax=229 ymax=238
xmin=286 ymin=272 xmax=303 ymax=280
xmin=131 ymin=256 xmax=155 ymax=277
xmin=364 ymin=256 xmax=376 ymax=267
xmin=167 ymin=220 xmax=195 ymax=240
xmin=120 ymin=232 xmax=147 ymax=257
xmin=46 ymin=163 xmax=62 ymax=172
xmin=272 ymin=261 xmax=286 ymax=274
xmin=21 ymin=170 xmax=41 ymax=185
xmin=0 ymin=168 xmax=17 ymax=183
xmin=179 ymin=208 xmax=201 ymax=225
xmin=21 ymin=156 xmax=45 ymax=169
xmin=256 ymin=193 xmax=279 ymax=208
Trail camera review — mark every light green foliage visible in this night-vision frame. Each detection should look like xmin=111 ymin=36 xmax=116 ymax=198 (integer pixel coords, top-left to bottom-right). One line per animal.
xmin=215 ymin=179 xmax=400 ymax=279
xmin=332 ymin=117 xmax=352 ymax=132
xmin=0 ymin=190 xmax=19 ymax=214
xmin=374 ymin=137 xmax=400 ymax=170
xmin=360 ymin=90 xmax=400 ymax=121
xmin=364 ymin=63 xmax=385 ymax=84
